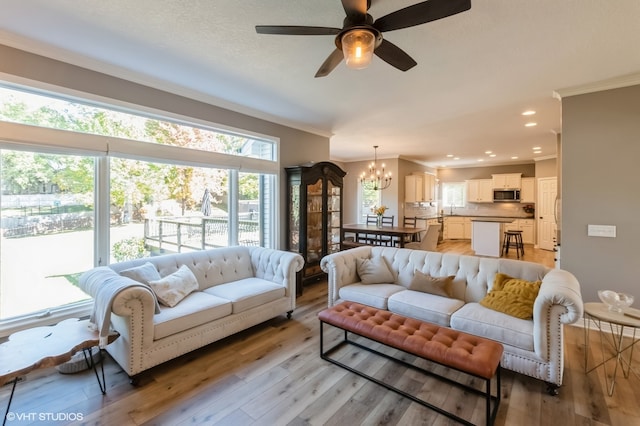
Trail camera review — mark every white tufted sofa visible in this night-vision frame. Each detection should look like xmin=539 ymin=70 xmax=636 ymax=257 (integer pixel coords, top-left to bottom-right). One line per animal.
xmin=320 ymin=246 xmax=583 ymax=393
xmin=79 ymin=246 xmax=304 ymax=380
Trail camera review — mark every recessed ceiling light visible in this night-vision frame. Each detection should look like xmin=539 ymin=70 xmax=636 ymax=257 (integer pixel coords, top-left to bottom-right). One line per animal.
xmin=533 ymin=150 xmax=542 ymax=154
xmin=511 ymin=156 xmax=519 ymax=160
xmin=522 ymin=110 xmax=536 ymax=116
xmin=532 ymin=146 xmax=541 ymax=150
xmin=477 ymin=159 xmax=484 ymax=162
xmin=525 ymin=122 xmax=537 ymax=127
xmin=454 ymin=157 xmax=460 ymax=160
xmin=446 ymin=154 xmax=454 ymax=158
xmin=485 ymin=150 xmax=492 ymax=154
xmin=489 ymin=154 xmax=496 ymax=157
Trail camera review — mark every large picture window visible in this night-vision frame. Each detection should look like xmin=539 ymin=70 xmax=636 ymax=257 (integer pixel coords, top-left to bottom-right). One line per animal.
xmin=0 ymin=150 xmax=95 ymax=320
xmin=0 ymin=84 xmax=278 ymax=331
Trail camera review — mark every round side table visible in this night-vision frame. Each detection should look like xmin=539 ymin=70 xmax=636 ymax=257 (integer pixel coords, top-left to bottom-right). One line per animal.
xmin=583 ymin=302 xmax=640 ymax=396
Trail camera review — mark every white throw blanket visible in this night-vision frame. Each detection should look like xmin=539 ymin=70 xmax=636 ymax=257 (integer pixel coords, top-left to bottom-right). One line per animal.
xmin=83 ymin=268 xmax=159 ymax=348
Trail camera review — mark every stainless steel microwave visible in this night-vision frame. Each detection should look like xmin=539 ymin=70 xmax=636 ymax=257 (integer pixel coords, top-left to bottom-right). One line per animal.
xmin=493 ymin=189 xmax=520 ymax=202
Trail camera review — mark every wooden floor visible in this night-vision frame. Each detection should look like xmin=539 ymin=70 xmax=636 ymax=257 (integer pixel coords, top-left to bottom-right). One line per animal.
xmin=2 ymin=243 xmax=638 ymax=425
xmin=435 ymin=239 xmax=556 ymax=268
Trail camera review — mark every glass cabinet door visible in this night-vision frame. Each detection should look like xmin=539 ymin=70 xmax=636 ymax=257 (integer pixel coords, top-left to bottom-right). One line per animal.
xmin=327 ymin=181 xmax=341 ymax=254
xmin=306 ymin=178 xmax=323 ymax=263
xmin=285 ymin=162 xmax=345 ymax=289
xmin=289 ymin=183 xmax=300 ymax=252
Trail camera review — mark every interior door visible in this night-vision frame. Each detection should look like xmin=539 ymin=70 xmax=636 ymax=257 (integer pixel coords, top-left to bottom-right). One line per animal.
xmin=537 ymin=177 xmax=557 ymax=251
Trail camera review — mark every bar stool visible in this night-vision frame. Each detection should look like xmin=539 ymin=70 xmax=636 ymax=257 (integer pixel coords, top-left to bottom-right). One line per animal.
xmin=502 ymin=230 xmax=525 ymax=258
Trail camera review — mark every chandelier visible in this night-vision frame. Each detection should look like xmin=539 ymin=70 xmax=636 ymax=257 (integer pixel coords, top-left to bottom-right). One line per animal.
xmin=360 ymin=145 xmax=392 ymax=191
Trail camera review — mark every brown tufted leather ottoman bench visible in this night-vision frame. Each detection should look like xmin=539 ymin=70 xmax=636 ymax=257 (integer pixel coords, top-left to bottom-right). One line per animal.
xmin=318 ymin=302 xmax=503 ymax=426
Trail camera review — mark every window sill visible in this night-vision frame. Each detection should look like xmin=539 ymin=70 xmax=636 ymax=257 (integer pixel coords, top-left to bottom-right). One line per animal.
xmin=0 ymin=301 xmax=92 ymax=339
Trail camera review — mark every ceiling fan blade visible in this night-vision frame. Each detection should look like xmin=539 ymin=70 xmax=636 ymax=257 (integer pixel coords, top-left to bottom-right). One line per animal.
xmin=315 ymin=49 xmax=344 ymax=78
xmin=374 ymin=39 xmax=417 ymax=71
xmin=256 ymin=25 xmax=341 ymax=36
xmin=373 ymin=0 xmax=471 ymax=32
xmin=341 ymin=0 xmax=370 ymax=19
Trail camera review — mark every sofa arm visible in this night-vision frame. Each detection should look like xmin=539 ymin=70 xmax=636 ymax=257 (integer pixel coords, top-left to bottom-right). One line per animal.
xmin=249 ymin=247 xmax=304 ymax=298
xmin=321 ymin=246 xmax=372 ymax=306
xmin=532 ymin=268 xmax=583 ymax=367
xmin=79 ymin=267 xmax=157 ymax=349
xmin=534 ymin=269 xmax=583 ymax=325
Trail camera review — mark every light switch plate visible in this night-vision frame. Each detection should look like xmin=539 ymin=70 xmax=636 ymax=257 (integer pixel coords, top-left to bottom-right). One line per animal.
xmin=587 ymin=224 xmax=616 ymax=238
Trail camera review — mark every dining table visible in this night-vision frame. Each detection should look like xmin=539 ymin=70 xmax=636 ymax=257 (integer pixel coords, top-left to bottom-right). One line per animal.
xmin=342 ymin=223 xmax=424 ymax=248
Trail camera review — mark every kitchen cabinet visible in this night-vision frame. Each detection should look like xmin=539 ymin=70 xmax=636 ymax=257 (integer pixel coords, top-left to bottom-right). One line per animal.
xmin=444 ymin=216 xmax=474 ymax=239
xmin=405 ymin=173 xmax=436 ymax=203
xmin=520 ymin=177 xmax=535 ymax=203
xmin=471 ymin=219 xmax=512 ymax=257
xmin=518 ymin=219 xmax=535 ymax=244
xmin=286 ymin=162 xmax=346 ymax=291
xmin=444 ymin=216 xmax=465 ymax=239
xmin=423 ymin=173 xmax=436 ymax=202
xmin=405 ymin=175 xmax=424 ymax=203
xmin=444 ymin=216 xmax=535 ymax=244
xmin=503 ymin=218 xmax=535 ymax=244
xmin=503 ymin=220 xmax=519 ymax=233
xmin=466 ymin=179 xmax=493 ymax=203
xmin=463 ymin=217 xmax=473 ymax=239
xmin=492 ymin=173 xmax=522 ymax=189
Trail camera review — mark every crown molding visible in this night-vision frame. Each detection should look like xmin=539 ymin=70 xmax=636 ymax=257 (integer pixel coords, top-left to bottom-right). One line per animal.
xmin=553 ymin=71 xmax=640 ymax=100
xmin=534 ymin=154 xmax=557 ymax=162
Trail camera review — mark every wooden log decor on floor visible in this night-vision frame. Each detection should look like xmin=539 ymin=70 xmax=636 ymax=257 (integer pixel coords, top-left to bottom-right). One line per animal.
xmin=0 ymin=319 xmax=118 ymax=425
xmin=318 ymin=302 xmax=503 ymax=426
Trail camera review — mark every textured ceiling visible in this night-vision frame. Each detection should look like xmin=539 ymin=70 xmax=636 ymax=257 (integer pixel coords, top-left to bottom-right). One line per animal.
xmin=1 ymin=0 xmax=640 ymax=167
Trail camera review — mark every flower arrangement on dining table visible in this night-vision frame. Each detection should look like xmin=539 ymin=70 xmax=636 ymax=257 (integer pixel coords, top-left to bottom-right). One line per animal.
xmin=372 ymin=205 xmax=388 ymax=216
xmin=371 ymin=205 xmax=388 ymax=228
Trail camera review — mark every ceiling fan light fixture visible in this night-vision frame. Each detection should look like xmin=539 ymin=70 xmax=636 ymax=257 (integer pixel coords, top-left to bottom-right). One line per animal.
xmin=341 ymin=29 xmax=375 ymax=70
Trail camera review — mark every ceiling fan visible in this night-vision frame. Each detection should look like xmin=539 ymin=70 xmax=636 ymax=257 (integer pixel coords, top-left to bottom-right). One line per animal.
xmin=256 ymin=0 xmax=471 ymax=78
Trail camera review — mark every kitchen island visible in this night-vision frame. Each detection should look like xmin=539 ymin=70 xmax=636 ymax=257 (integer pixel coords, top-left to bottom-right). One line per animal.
xmin=471 ymin=218 xmax=514 ymax=257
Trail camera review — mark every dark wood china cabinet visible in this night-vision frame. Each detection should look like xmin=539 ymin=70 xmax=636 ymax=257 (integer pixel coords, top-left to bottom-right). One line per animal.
xmin=285 ymin=162 xmax=345 ymax=293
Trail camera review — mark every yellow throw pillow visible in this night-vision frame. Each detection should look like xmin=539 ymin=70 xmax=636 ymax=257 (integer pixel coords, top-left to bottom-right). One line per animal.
xmin=480 ymin=273 xmax=542 ymax=319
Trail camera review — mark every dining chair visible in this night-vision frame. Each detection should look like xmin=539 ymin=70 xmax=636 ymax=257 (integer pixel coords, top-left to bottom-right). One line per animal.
xmin=360 ymin=215 xmax=395 ymax=245
xmin=357 ymin=215 xmax=379 ymax=244
xmin=378 ymin=215 xmax=395 ymax=246
xmin=403 ymin=216 xmax=418 ymax=227
xmin=402 ymin=216 xmax=421 ymax=244
xmin=405 ymin=224 xmax=440 ymax=251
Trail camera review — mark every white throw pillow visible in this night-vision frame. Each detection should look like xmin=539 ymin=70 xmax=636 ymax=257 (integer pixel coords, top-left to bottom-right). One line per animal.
xmin=148 ymin=265 xmax=199 ymax=307
xmin=119 ymin=262 xmax=162 ymax=313
xmin=120 ymin=262 xmax=161 ymax=284
xmin=356 ymin=256 xmax=395 ymax=284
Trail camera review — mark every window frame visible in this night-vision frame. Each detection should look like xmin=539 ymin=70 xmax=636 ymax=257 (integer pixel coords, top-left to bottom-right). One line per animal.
xmin=357 ymin=184 xmax=381 ymax=223
xmin=441 ymin=181 xmax=467 ymax=210
xmin=0 ymin=84 xmax=281 ymax=337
